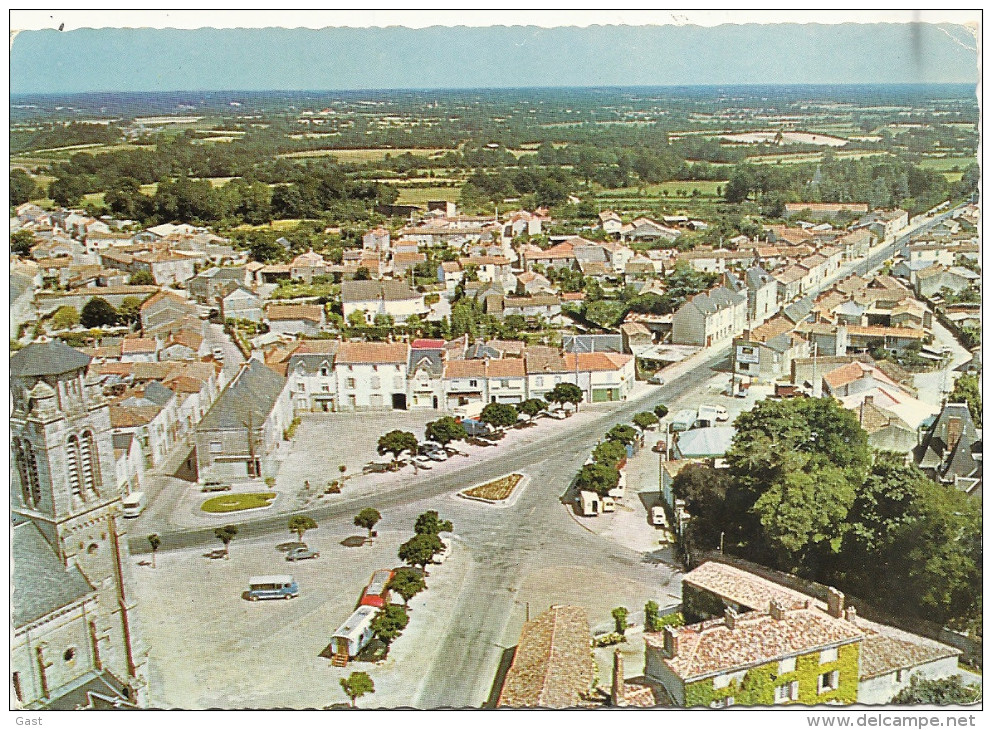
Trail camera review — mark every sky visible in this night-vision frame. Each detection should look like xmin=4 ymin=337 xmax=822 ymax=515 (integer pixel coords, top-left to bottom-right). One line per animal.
xmin=9 ymin=15 xmax=981 ymax=94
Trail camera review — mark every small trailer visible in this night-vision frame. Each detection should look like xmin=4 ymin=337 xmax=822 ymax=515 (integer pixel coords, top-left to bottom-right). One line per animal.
xmin=359 ymin=569 xmax=395 ymax=609
xmin=330 ymin=605 xmax=378 ymax=667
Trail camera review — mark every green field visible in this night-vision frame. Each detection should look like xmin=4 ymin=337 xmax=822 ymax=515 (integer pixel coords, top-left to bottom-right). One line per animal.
xmin=395 ymin=184 xmax=462 ymax=205
xmin=232 ymin=219 xmax=316 ymax=232
xmin=596 ymin=180 xmax=727 ymax=198
xmin=747 ymin=150 xmax=888 ymax=165
xmin=278 ymin=147 xmax=452 ymax=162
xmin=917 ymin=156 xmax=976 ymax=172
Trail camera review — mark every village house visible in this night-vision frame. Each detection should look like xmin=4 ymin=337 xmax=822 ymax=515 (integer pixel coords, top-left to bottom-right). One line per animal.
xmin=653 ymin=563 xmax=961 ymax=706
xmin=521 ymin=240 xmax=578 ymax=271
xmin=139 ymin=290 xmax=199 ymax=333
xmin=619 ymin=217 xmax=680 ymax=244
xmin=437 ymin=261 xmax=464 ymax=295
xmin=672 ymin=286 xmax=747 ymax=347
xmin=362 ymin=227 xmax=391 ymax=254
xmin=187 ymin=265 xmax=251 ymax=303
xmin=860 ymin=209 xmax=910 ymax=241
xmin=110 ymin=382 xmax=181 ymax=469
xmin=340 ymin=280 xmax=427 ymax=325
xmin=494 ymin=293 xmax=562 ymax=321
xmin=335 ymin=341 xmax=410 ymax=411
xmin=406 ymin=339 xmax=446 ymax=411
xmin=265 ymin=303 xmax=326 ymax=337
xmin=442 ymin=357 xmax=528 ymax=409
xmin=289 ymin=250 xmax=330 ymax=283
xmin=120 ymin=336 xmax=160 ymax=363
xmin=391 ymin=251 xmax=427 ymax=277
xmin=598 ymin=210 xmax=624 ymax=235
xmin=286 ymin=339 xmax=340 ymax=413
xmin=221 ymin=286 xmax=264 ymax=323
xmin=914 ymin=264 xmax=980 ymax=299
xmin=101 ymin=248 xmax=197 ymax=286
xmin=195 ymin=358 xmax=293 ymax=480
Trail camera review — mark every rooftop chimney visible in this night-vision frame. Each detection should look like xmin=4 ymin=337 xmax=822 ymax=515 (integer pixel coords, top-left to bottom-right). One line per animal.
xmin=724 ymin=607 xmax=738 ymax=630
xmin=769 ymin=600 xmax=785 ymax=621
xmin=826 ymin=587 xmax=845 ymax=619
xmin=663 ymin=626 xmax=680 ymax=657
xmin=611 ymin=648 xmax=625 ymax=707
xmin=844 ymin=606 xmax=858 ymax=623
xmin=947 ymin=416 xmax=963 ymax=453
xmin=863 ymin=394 xmax=874 ymax=406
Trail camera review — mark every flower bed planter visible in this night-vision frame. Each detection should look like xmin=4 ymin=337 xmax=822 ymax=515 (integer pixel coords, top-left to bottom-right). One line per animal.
xmin=459 ymin=473 xmax=524 ymax=503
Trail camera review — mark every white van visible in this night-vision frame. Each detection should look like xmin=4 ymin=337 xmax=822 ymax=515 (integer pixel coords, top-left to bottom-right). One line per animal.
xmin=698 ymin=405 xmax=729 ymax=422
xmin=122 ymin=492 xmax=146 ymax=518
xmin=651 ymin=506 xmax=668 ymax=528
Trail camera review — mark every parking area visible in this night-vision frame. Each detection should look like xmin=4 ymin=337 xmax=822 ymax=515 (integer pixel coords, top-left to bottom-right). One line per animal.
xmin=133 ymin=518 xmax=469 ymax=709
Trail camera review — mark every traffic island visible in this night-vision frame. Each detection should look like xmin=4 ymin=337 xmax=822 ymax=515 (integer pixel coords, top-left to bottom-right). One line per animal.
xmin=458 ymin=473 xmax=527 ymax=506
xmin=201 ymin=492 xmax=278 ymax=514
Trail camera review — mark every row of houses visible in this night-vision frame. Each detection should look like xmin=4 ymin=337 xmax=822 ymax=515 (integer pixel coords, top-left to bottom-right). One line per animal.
xmin=269 ymin=337 xmax=636 ymax=413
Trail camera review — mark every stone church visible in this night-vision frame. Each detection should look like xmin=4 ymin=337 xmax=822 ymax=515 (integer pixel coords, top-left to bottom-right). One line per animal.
xmin=10 ymin=339 xmax=149 ymax=708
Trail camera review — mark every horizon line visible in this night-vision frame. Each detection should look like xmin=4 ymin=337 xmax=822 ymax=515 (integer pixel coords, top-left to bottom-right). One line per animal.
xmin=10 ymin=81 xmax=980 ymax=98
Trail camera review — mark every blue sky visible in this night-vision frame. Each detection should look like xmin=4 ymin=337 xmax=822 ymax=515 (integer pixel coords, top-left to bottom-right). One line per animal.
xmin=10 ymin=23 xmax=980 ymax=94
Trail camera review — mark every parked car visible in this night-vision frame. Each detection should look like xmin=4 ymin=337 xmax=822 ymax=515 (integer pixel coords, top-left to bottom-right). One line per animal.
xmin=412 ymin=455 xmax=434 ymax=469
xmin=286 ymin=546 xmax=320 ymax=561
xmin=212 ymin=346 xmax=226 ymax=361
xmin=651 ymin=506 xmax=668 ymax=528
xmin=652 ymin=439 xmax=667 ymax=454
xmin=425 ymin=450 xmax=448 ymax=462
xmin=648 ymin=375 xmax=666 ymax=385
xmin=547 ymin=409 xmax=568 ymax=420
xmin=201 ymin=481 xmax=231 ymax=493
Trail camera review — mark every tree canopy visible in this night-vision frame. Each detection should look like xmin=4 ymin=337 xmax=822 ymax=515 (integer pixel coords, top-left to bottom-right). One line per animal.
xmin=575 ymin=462 xmax=621 ymax=497
xmin=377 ymin=430 xmax=419 ymax=458
xmin=398 ymin=533 xmax=444 ymax=570
xmin=480 ymin=402 xmax=518 ymax=429
xmin=413 ymin=510 xmax=453 ymax=536
xmin=80 ymin=297 xmax=119 ymax=328
xmin=425 ymin=416 xmax=467 ymax=445
xmin=354 ymin=507 xmax=382 ymax=538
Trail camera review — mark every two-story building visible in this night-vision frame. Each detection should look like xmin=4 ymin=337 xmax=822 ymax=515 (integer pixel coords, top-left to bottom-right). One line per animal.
xmin=335 ymin=341 xmax=409 ymax=411
xmin=672 ymin=286 xmax=747 ymax=347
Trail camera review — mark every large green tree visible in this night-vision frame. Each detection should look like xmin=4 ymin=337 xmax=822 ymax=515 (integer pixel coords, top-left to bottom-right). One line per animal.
xmin=377 ymin=430 xmax=418 ymax=459
xmin=10 ymin=169 xmax=37 ymax=206
xmin=370 ymin=604 xmax=409 ymax=647
xmin=424 ymin=416 xmax=467 ymax=445
xmin=480 ymin=402 xmax=518 ymax=429
xmin=725 ymin=398 xmax=871 ymax=568
xmin=398 ymin=533 xmax=443 ymax=571
xmin=413 ymin=510 xmax=453 ymax=536
xmin=388 ymin=568 xmax=426 ymax=608
xmin=548 ymin=382 xmax=584 ymax=411
xmin=575 ymin=462 xmax=620 ymax=497
xmin=353 ymin=508 xmax=381 ymax=541
xmin=80 ymin=297 xmax=119 ymax=328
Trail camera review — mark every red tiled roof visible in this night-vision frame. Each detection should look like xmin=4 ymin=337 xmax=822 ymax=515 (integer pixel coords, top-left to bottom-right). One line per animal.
xmin=336 ymin=341 xmax=408 ymax=364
